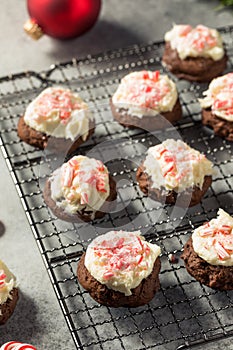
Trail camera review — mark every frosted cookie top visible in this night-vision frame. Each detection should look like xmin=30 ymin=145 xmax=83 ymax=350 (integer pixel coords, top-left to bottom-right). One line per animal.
xmin=192 ymin=209 xmax=233 ymax=266
xmin=0 ymin=342 xmax=37 ymax=350
xmin=143 ymin=139 xmax=213 ymax=193
xmin=50 ymin=155 xmax=110 ymax=217
xmin=85 ymin=230 xmax=161 ymax=296
xmin=0 ymin=260 xmax=17 ymax=305
xmin=112 ymin=71 xmax=178 ymax=118
xmin=199 ymin=73 xmax=233 ymax=122
xmin=24 ymin=87 xmax=92 ymax=141
xmin=164 ymin=24 xmax=224 ymax=61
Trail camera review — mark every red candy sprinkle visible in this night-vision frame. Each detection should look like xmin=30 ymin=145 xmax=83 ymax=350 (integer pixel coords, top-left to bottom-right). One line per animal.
xmin=163 ymin=155 xmax=174 ymax=163
xmin=0 ymin=271 xmax=6 ymax=280
xmin=136 ymin=254 xmax=143 ymax=265
xmin=152 ymin=71 xmax=160 ymax=81
xmin=142 ymin=71 xmax=149 ymax=79
xmin=214 ymin=100 xmax=229 ymax=109
xmin=0 ymin=269 xmax=6 ymax=288
xmin=158 ymin=148 xmax=167 ymax=157
xmin=96 ymin=174 xmax=108 ymax=193
xmin=163 ymin=164 xmax=174 ymax=177
xmin=145 ymin=85 xmax=152 ymax=93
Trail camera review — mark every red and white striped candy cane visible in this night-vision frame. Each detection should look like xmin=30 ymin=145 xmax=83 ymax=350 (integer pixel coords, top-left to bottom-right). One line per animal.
xmin=0 ymin=341 xmax=36 ymax=350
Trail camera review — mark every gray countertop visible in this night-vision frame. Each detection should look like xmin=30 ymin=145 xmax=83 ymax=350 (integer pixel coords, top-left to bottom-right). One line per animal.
xmin=0 ymin=1 xmax=233 ymax=349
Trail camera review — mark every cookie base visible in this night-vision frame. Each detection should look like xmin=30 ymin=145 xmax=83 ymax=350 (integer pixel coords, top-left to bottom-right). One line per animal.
xmin=0 ymin=288 xmax=19 ymax=325
xmin=136 ymin=165 xmax=212 ymax=207
xmin=77 ymin=254 xmax=161 ymax=307
xmin=202 ymin=108 xmax=233 ymax=141
xmin=110 ymin=98 xmax=182 ymax=131
xmin=17 ymin=116 xmax=95 ymax=154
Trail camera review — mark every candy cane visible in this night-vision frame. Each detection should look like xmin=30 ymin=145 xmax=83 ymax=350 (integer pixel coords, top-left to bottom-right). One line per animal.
xmin=0 ymin=342 xmax=36 ymax=350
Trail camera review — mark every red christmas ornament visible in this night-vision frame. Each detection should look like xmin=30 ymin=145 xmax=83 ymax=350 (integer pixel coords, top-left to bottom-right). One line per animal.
xmin=24 ymin=0 xmax=101 ymax=40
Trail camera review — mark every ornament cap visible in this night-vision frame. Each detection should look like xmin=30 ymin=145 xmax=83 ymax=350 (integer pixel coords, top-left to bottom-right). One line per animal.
xmin=24 ymin=18 xmax=44 ymax=40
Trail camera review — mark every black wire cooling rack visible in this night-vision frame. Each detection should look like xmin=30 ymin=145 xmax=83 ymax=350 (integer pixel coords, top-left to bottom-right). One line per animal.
xmin=0 ymin=26 xmax=233 ymax=350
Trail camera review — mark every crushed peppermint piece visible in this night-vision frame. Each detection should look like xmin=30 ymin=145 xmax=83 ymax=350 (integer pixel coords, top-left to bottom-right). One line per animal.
xmin=214 ymin=241 xmax=230 ymax=260
xmin=0 ymin=269 xmax=6 ymax=289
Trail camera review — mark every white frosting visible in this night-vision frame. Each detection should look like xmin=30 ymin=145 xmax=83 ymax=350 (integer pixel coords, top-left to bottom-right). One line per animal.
xmin=165 ymin=24 xmax=224 ymax=61
xmin=24 ymin=87 xmax=92 ymax=141
xmin=192 ymin=209 xmax=233 ymax=266
xmin=0 ymin=260 xmax=17 ymax=305
xmin=50 ymin=155 xmax=110 ymax=217
xmin=84 ymin=230 xmax=161 ymax=296
xmin=112 ymin=71 xmax=178 ymax=118
xmin=199 ymin=73 xmax=233 ymax=122
xmin=143 ymin=139 xmax=213 ymax=192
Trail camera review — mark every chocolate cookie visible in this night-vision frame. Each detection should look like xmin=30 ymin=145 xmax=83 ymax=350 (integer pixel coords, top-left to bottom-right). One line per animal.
xmin=162 ymin=42 xmax=228 ymax=82
xmin=181 ymin=237 xmax=233 ymax=290
xmin=43 ymin=174 xmax=117 ymax=223
xmin=0 ymin=288 xmax=19 ymax=325
xmin=137 ymin=164 xmax=212 ymax=207
xmin=202 ymin=108 xmax=233 ymax=141
xmin=110 ymin=70 xmax=182 ymax=131
xmin=77 ymin=253 xmax=161 ymax=307
xmin=17 ymin=115 xmax=95 ymax=154
xmin=110 ymin=98 xmax=182 ymax=131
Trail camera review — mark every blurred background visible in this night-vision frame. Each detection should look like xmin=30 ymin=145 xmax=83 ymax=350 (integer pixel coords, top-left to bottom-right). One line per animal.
xmin=0 ymin=0 xmax=233 ymax=77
